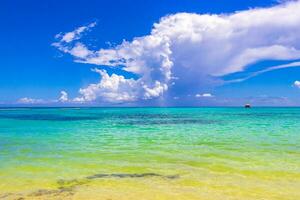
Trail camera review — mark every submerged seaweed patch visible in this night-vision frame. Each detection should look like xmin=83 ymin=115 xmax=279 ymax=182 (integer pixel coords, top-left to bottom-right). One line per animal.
xmin=30 ymin=189 xmax=60 ymax=196
xmin=221 ymin=112 xmax=300 ymax=118
xmin=0 ymin=112 xmax=219 ymax=125
xmin=86 ymin=173 xmax=179 ymax=180
xmin=29 ymin=188 xmax=74 ymax=198
xmin=0 ymin=172 xmax=179 ymax=199
xmin=57 ymin=178 xmax=88 ymax=189
xmin=0 ymin=193 xmax=13 ymax=199
xmin=122 ymin=119 xmax=218 ymax=125
xmin=29 ymin=180 xmax=80 ymax=198
xmin=0 ymin=112 xmax=178 ymax=122
xmin=0 ymin=114 xmax=102 ymax=121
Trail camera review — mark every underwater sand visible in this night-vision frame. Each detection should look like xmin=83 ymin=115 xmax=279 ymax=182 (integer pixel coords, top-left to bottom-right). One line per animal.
xmin=0 ymin=107 xmax=299 ymax=199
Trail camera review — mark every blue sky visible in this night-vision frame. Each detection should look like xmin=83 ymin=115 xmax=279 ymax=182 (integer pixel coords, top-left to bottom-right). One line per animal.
xmin=1 ymin=0 xmax=300 ymax=106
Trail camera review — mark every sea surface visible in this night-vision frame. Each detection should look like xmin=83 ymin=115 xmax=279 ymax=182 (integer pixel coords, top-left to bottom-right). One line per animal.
xmin=0 ymin=107 xmax=299 ymax=200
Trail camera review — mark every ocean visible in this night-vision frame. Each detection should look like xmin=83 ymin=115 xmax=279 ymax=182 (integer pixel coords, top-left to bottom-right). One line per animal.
xmin=0 ymin=107 xmax=299 ymax=199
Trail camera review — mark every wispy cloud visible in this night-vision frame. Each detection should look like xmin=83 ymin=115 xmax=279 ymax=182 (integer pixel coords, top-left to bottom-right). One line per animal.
xmin=195 ymin=93 xmax=214 ymax=98
xmin=18 ymin=97 xmax=45 ymax=104
xmin=226 ymin=61 xmax=300 ymax=83
xmin=54 ymin=22 xmax=96 ymax=43
xmin=52 ymin=22 xmax=96 ymax=58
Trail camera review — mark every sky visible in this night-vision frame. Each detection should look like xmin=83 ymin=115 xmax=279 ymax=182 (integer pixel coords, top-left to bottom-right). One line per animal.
xmin=1 ymin=0 xmax=300 ymax=106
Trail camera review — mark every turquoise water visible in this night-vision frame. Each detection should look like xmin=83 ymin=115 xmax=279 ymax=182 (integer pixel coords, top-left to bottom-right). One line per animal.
xmin=0 ymin=107 xmax=299 ymax=199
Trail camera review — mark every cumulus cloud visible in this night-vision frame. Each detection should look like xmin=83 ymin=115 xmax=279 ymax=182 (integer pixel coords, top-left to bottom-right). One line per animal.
xmin=18 ymin=97 xmax=45 ymax=104
xmin=73 ymin=69 xmax=139 ymax=103
xmin=59 ymin=91 xmax=69 ymax=102
xmin=54 ymin=0 xmax=300 ymax=103
xmin=73 ymin=68 xmax=168 ymax=103
xmin=294 ymin=80 xmax=300 ymax=88
xmin=195 ymin=93 xmax=214 ymax=98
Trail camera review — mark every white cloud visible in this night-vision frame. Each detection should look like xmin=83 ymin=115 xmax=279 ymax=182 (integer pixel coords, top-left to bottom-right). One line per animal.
xmin=52 ymin=22 xmax=96 ymax=56
xmin=143 ymin=81 xmax=168 ymax=99
xmin=227 ymin=61 xmax=300 ymax=83
xmin=54 ymin=1 xmax=300 ymax=103
xmin=18 ymin=97 xmax=44 ymax=104
xmin=69 ymin=43 xmax=93 ymax=59
xmin=73 ymin=69 xmax=140 ymax=103
xmin=72 ymin=68 xmax=168 ymax=103
xmin=59 ymin=91 xmax=69 ymax=102
xmin=55 ymin=22 xmax=96 ymax=43
xmin=18 ymin=91 xmax=69 ymax=104
xmin=195 ymin=93 xmax=214 ymax=98
xmin=294 ymin=80 xmax=300 ymax=88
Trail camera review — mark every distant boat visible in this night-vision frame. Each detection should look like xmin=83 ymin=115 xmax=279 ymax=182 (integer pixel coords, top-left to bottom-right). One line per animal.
xmin=244 ymin=104 xmax=251 ymax=108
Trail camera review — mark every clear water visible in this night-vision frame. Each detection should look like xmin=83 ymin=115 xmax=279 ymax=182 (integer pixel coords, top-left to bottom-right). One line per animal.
xmin=0 ymin=107 xmax=299 ymax=199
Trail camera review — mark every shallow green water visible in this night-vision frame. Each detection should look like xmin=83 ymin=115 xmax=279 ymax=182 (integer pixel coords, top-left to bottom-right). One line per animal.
xmin=0 ymin=107 xmax=299 ymax=199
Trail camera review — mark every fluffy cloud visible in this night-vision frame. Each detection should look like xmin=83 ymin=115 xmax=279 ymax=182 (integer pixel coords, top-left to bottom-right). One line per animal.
xmin=59 ymin=91 xmax=69 ymax=102
xmin=54 ymin=0 xmax=300 ymax=103
xmin=73 ymin=68 xmax=168 ymax=103
xmin=294 ymin=81 xmax=300 ymax=88
xmin=73 ymin=69 xmax=139 ymax=103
